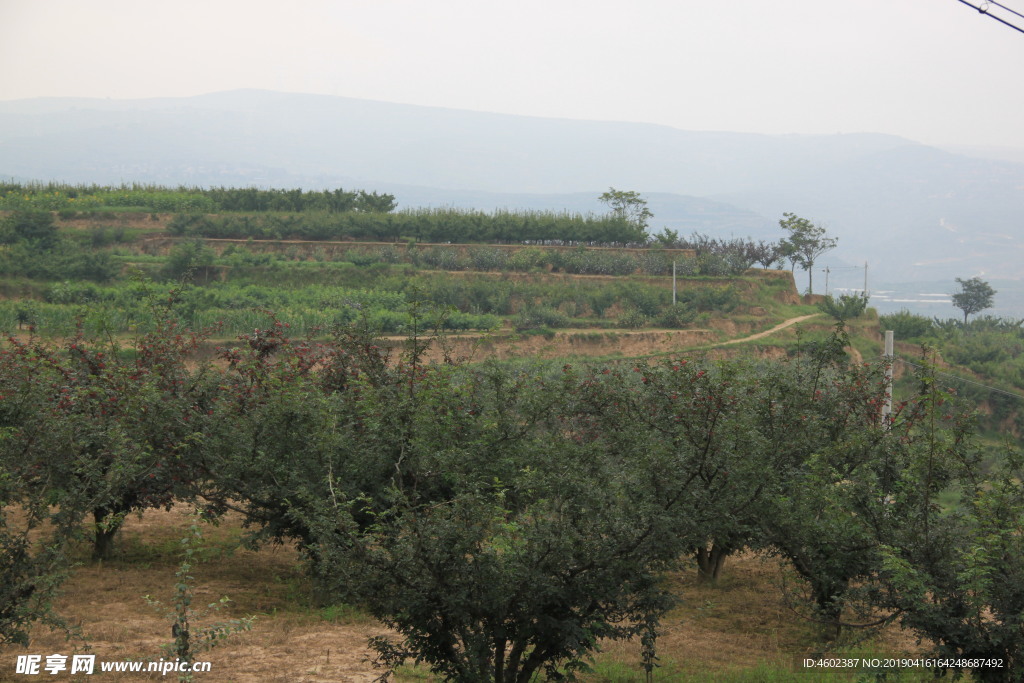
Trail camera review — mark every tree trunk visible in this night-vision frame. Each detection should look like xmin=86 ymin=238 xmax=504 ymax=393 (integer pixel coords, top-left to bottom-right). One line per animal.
xmin=695 ymin=543 xmax=732 ymax=583
xmin=814 ymin=582 xmax=846 ymax=641
xmin=92 ymin=508 xmax=122 ymax=562
xmin=493 ymin=636 xmax=505 ymax=683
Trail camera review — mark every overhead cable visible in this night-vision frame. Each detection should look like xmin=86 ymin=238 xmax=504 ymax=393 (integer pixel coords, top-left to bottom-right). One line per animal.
xmin=956 ymin=0 xmax=1024 ymax=35
xmin=896 ymin=358 xmax=1024 ymax=402
xmin=988 ymin=0 xmax=1024 ymax=21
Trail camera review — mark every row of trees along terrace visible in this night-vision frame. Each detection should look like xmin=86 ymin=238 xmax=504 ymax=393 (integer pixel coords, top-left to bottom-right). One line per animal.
xmin=0 ymin=182 xmax=398 ymax=214
xmin=3 ymin=184 xmax=840 ymax=265
xmin=4 ymin=300 xmax=1024 ymax=681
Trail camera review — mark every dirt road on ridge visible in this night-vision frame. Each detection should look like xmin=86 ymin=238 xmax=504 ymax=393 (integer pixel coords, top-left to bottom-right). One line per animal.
xmin=716 ymin=313 xmax=821 ymax=346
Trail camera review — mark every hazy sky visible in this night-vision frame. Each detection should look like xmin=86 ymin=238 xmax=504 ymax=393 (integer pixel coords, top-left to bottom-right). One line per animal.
xmin=2 ymin=0 xmax=1022 ymax=149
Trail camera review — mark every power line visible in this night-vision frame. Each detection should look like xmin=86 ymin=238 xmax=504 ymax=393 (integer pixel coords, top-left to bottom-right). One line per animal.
xmin=956 ymin=0 xmax=1024 ymax=35
xmin=989 ymin=0 xmax=1024 ymax=21
xmin=896 ymin=358 xmax=1024 ymax=402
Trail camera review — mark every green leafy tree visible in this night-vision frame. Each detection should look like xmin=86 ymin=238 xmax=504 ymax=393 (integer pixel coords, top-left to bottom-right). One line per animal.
xmin=751 ymin=240 xmax=783 ymax=269
xmin=881 ymin=447 xmax=1024 ymax=682
xmin=752 ymin=327 xmax=910 ymax=639
xmin=199 ymin=305 xmax=456 ymax=584
xmin=599 ymin=187 xmax=653 ymax=238
xmin=332 ymin=361 xmax=701 ymax=682
xmin=623 ymin=359 xmax=768 ymax=583
xmin=0 ymin=211 xmax=59 ymax=250
xmin=870 ymin=358 xmax=1024 ymax=682
xmin=204 ymin=312 xmax=704 ymax=681
xmin=0 ymin=347 xmax=80 ymax=646
xmin=878 ymin=310 xmax=933 ymax=339
xmin=778 ymin=212 xmax=837 ymax=294
xmin=163 ymin=239 xmax=216 ymax=281
xmin=0 ymin=307 xmax=217 ymax=561
xmin=817 ymin=293 xmax=870 ymax=321
xmin=354 ymin=190 xmax=398 ymax=213
xmin=952 ymin=276 xmax=996 ymax=324
xmin=750 ymin=337 xmax=987 ymax=649
xmin=652 ymin=227 xmax=680 ymax=247
xmin=199 ymin=319 xmax=349 ymax=573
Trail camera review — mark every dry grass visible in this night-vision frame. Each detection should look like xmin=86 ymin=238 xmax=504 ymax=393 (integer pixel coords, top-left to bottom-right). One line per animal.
xmin=12 ymin=506 xmax=389 ymax=682
xmin=6 ymin=508 xmax=927 ymax=682
xmin=587 ymin=553 xmax=927 ymax=681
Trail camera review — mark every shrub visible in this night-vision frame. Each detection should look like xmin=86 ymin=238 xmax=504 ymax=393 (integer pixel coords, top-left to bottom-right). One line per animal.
xmin=514 ymin=306 xmax=568 ymax=332
xmin=167 ymin=213 xmax=211 ymax=237
xmin=468 ymin=247 xmax=509 ymax=271
xmin=818 ymin=293 xmax=870 ymax=321
xmin=163 ymin=240 xmax=216 ymax=280
xmin=681 ymin=286 xmax=738 ymax=312
xmin=656 ymin=304 xmax=696 ymax=328
xmin=636 ymin=249 xmax=673 ymax=276
xmin=508 ymin=247 xmax=547 ymax=272
xmin=618 ymin=308 xmax=649 ymax=329
xmin=1 ymin=211 xmax=59 ymax=250
xmin=879 ymin=310 xmax=933 ymax=339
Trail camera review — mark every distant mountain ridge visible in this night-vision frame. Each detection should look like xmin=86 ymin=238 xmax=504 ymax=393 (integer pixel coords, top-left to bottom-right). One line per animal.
xmin=2 ymin=89 xmax=1023 ymax=287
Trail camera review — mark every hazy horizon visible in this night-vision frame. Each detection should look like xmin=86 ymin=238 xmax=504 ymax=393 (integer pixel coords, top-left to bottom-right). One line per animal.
xmin=3 ymin=0 xmax=1024 ymax=150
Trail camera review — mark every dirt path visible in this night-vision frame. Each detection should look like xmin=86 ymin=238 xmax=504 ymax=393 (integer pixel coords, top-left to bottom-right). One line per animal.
xmin=714 ymin=313 xmax=821 ymax=346
xmin=417 ymin=313 xmax=822 ymax=362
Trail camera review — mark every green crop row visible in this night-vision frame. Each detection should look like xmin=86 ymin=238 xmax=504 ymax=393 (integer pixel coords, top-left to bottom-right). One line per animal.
xmin=0 ymin=281 xmax=503 ymax=338
xmin=1 ymin=270 xmax=741 ymax=339
xmin=204 ymin=242 xmax=743 ymax=277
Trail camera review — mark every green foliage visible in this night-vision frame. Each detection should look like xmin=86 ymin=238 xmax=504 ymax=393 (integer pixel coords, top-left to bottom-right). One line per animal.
xmin=655 ymin=303 xmax=696 ymax=328
xmin=0 ymin=182 xmax=393 ymax=214
xmin=331 ymin=359 xmax=702 ymax=682
xmin=871 ymin=360 xmax=1022 ymax=681
xmin=778 ymin=212 xmax=837 ymax=294
xmin=0 ymin=212 xmax=118 ymax=282
xmin=0 ymin=306 xmax=218 ymax=561
xmin=0 ymin=267 xmax=739 ymax=339
xmin=513 ymin=306 xmax=569 ymax=332
xmin=550 ymin=246 xmax=640 ymax=275
xmin=13 ymin=301 xmax=38 ymax=331
xmin=1 ymin=211 xmax=60 ymax=249
xmin=163 ymin=239 xmax=216 ymax=281
xmin=679 ymin=285 xmax=738 ymax=312
xmin=166 ymin=208 xmax=646 ymax=246
xmin=817 ymin=293 xmax=869 ymax=321
xmin=652 ymin=227 xmax=679 ymax=247
xmin=879 ymin=309 xmax=933 ymax=339
xmin=599 ymin=187 xmax=653 ymax=235
xmin=0 ymin=435 xmax=76 ymax=647
xmin=617 ymin=308 xmax=649 ymax=329
xmin=0 ymin=521 xmax=71 ymax=647
xmin=917 ymin=317 xmax=1024 ymax=435
xmin=1 ymin=342 xmax=100 ymax=644
xmin=0 ymin=280 xmax=503 ymax=338
xmin=744 ymin=330 xmax=906 ymax=637
xmin=952 ymin=276 xmax=996 ymax=324
xmin=2 ymin=294 xmax=1015 ymax=682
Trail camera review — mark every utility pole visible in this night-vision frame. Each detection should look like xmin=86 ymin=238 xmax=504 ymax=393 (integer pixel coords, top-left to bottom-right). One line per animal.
xmin=823 ymin=266 xmax=830 ymax=297
xmin=672 ymin=260 xmax=677 ymax=306
xmin=882 ymin=330 xmax=894 ymax=427
xmin=864 ymin=261 xmax=869 ymax=297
